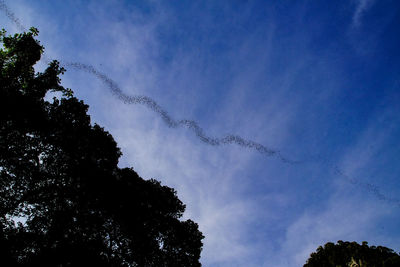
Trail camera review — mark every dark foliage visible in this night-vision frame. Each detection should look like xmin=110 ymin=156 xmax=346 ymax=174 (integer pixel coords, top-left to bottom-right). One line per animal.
xmin=0 ymin=28 xmax=203 ymax=267
xmin=304 ymin=240 xmax=400 ymax=267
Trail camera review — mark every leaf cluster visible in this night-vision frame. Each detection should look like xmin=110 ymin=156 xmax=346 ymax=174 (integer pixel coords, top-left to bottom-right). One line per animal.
xmin=304 ymin=240 xmax=400 ymax=267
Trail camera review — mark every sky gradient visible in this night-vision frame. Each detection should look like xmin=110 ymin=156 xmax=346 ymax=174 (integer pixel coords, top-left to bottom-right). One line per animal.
xmin=1 ymin=0 xmax=400 ymax=266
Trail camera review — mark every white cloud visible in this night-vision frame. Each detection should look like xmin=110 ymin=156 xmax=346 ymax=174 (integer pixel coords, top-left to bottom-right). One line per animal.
xmin=266 ymin=104 xmax=400 ymax=267
xmin=271 ymin=197 xmax=391 ymax=267
xmin=107 ymin=102 xmax=262 ymax=265
xmin=2 ymin=2 xmax=399 ymax=267
xmin=352 ymin=0 xmax=375 ymax=28
xmin=334 ymin=104 xmax=400 ymax=203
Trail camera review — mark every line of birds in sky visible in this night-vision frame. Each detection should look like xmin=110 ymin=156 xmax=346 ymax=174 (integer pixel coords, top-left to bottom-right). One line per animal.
xmin=1 ymin=0 xmax=398 ymax=207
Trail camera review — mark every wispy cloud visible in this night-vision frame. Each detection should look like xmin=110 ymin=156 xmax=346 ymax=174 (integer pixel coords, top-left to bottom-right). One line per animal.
xmin=335 ymin=102 xmax=400 ymax=204
xmin=352 ymin=0 xmax=375 ymax=28
xmin=271 ymin=196 xmax=393 ymax=267
xmin=1 ymin=1 xmax=399 ymax=267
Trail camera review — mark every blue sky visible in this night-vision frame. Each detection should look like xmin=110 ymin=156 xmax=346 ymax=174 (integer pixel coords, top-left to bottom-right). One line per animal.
xmin=1 ymin=0 xmax=400 ymax=266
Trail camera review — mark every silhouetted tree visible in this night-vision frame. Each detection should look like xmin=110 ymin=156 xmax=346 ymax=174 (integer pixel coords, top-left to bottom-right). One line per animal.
xmin=304 ymin=240 xmax=400 ymax=267
xmin=0 ymin=28 xmax=203 ymax=267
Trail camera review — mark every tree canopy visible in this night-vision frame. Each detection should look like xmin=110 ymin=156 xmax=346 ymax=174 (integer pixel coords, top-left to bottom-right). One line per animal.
xmin=0 ymin=28 xmax=203 ymax=267
xmin=304 ymin=240 xmax=400 ymax=267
